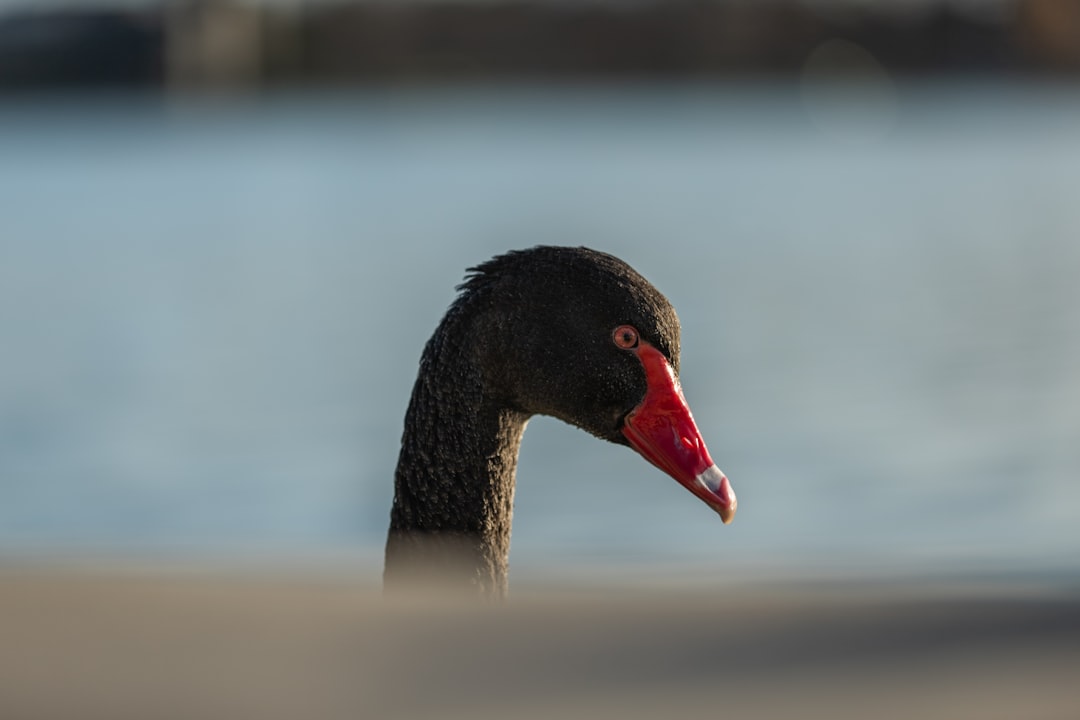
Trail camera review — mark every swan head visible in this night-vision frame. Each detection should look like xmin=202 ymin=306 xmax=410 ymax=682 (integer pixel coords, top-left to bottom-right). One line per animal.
xmin=457 ymin=246 xmax=736 ymax=524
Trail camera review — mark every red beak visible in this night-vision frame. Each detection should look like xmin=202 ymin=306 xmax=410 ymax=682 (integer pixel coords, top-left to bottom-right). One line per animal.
xmin=621 ymin=342 xmax=736 ymax=524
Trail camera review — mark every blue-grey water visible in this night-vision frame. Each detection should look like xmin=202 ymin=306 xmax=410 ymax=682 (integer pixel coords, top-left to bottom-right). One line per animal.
xmin=1 ymin=83 xmax=1078 ymax=582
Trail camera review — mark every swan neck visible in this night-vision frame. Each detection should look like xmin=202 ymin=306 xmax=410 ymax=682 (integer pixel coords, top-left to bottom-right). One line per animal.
xmin=385 ymin=328 xmax=527 ymax=598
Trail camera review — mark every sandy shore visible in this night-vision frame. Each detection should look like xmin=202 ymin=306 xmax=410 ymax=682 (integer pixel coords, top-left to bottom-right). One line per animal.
xmin=2 ymin=567 xmax=1078 ymax=720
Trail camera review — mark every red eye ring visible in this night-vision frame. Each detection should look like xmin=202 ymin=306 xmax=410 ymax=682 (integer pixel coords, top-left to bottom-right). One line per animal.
xmin=613 ymin=325 xmax=639 ymax=349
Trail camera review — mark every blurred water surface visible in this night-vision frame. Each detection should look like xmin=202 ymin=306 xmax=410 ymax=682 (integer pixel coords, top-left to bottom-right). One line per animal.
xmin=1 ymin=83 xmax=1078 ymax=582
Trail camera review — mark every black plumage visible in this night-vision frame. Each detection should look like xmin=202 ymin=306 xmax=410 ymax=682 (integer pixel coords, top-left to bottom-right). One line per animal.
xmin=385 ymin=246 xmax=684 ymax=596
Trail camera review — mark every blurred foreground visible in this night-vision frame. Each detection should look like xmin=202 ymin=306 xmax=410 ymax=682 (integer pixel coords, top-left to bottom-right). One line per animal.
xmin=2 ymin=567 xmax=1078 ymax=719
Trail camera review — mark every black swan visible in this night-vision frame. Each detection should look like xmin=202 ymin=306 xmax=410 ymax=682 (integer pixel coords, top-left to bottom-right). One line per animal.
xmin=385 ymin=246 xmax=735 ymax=596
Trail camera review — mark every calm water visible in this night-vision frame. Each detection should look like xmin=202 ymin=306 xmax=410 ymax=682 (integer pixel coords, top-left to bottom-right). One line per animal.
xmin=1 ymin=83 xmax=1078 ymax=582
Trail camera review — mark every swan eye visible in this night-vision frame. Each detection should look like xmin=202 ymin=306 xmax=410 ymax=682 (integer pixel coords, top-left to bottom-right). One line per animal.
xmin=613 ymin=325 xmax=639 ymax=349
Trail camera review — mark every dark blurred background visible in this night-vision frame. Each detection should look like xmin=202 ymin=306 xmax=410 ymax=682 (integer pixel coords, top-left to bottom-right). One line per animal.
xmin=1 ymin=0 xmax=1079 ymax=91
